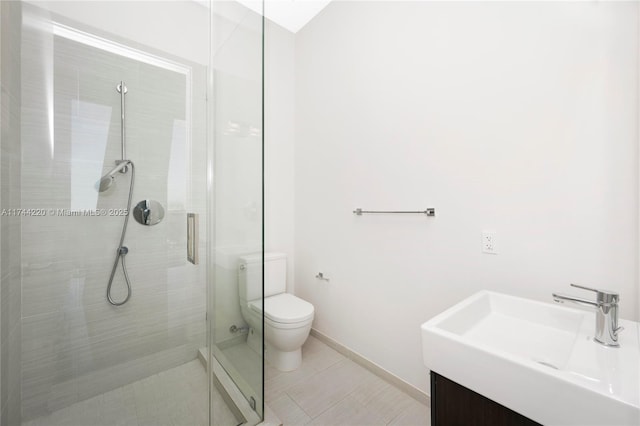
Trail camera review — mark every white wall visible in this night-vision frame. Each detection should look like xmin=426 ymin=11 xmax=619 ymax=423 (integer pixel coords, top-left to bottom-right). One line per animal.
xmin=265 ymin=21 xmax=296 ymax=292
xmin=293 ymin=1 xmax=639 ymax=394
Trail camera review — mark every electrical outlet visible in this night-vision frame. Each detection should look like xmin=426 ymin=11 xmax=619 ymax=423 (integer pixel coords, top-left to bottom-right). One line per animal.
xmin=482 ymin=231 xmax=497 ymax=254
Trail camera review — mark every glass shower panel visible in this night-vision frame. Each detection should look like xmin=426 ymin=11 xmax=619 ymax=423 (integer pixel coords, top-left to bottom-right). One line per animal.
xmin=208 ymin=1 xmax=264 ymax=424
xmin=14 ymin=2 xmax=216 ymax=425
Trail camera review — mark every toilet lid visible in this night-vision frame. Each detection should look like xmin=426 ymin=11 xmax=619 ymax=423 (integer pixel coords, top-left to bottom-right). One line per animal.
xmin=249 ymin=293 xmax=314 ymax=324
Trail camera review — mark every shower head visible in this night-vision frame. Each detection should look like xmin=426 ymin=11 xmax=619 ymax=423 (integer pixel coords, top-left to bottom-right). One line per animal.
xmin=97 ymin=160 xmax=131 ymax=192
xmin=98 ymin=175 xmax=116 ymax=192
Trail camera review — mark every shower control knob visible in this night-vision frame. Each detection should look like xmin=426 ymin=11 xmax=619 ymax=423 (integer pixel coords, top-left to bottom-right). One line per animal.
xmin=133 ymin=199 xmax=164 ymax=226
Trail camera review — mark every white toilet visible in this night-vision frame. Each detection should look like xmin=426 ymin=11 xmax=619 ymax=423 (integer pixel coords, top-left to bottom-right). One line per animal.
xmin=238 ymin=252 xmax=315 ymax=372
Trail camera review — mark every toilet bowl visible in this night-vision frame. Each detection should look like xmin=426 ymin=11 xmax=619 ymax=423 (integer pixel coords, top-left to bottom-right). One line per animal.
xmin=238 ymin=253 xmax=315 ymax=372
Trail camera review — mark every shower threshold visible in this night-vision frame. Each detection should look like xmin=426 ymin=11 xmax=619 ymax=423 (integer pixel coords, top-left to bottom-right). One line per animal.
xmin=198 ymin=346 xmax=282 ymax=426
xmin=199 ymin=346 xmax=265 ymax=426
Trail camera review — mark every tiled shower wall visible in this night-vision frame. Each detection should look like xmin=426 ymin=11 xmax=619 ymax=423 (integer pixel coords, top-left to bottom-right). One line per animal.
xmin=19 ymin=5 xmax=208 ymax=421
xmin=0 ymin=2 xmax=23 ymax=425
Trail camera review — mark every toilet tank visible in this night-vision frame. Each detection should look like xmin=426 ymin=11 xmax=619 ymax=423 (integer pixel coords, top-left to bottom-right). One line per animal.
xmin=238 ymin=252 xmax=287 ymax=303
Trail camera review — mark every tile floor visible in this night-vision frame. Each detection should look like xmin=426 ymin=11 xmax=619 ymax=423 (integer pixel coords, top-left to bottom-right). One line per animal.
xmin=20 ymin=360 xmax=238 ymax=426
xmin=21 ymin=337 xmax=430 ymax=426
xmin=265 ymin=336 xmax=430 ymax=426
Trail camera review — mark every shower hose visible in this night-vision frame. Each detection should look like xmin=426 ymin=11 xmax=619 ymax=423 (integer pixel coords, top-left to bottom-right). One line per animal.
xmin=107 ymin=162 xmax=135 ymax=306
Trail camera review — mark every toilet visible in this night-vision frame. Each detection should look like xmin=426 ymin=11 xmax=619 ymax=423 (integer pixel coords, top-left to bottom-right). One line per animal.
xmin=238 ymin=252 xmax=315 ymax=372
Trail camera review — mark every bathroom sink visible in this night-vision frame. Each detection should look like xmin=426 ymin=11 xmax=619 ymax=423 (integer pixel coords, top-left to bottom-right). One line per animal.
xmin=421 ymin=291 xmax=640 ymax=426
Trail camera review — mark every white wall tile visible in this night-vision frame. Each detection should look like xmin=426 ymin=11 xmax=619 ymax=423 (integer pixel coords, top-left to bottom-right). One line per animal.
xmin=0 ymin=1 xmax=22 ymax=423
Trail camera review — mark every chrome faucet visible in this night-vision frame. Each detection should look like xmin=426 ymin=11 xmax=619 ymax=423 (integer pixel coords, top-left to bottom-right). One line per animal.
xmin=552 ymin=283 xmax=624 ymax=347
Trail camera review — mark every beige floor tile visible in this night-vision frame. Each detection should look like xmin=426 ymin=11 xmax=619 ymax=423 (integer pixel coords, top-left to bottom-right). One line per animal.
xmin=265 ymin=362 xmax=284 ymax=381
xmin=265 ymin=358 xmax=319 ymax=403
xmin=269 ymin=394 xmax=312 ymax=426
xmin=263 ymin=402 xmax=283 ymax=426
xmin=266 ymin=337 xmax=431 ymax=426
xmin=44 ymin=406 xmax=74 ymax=426
xmin=24 ymin=338 xmax=428 ymax=426
xmin=388 ymin=400 xmax=430 ymax=426
xmin=356 ymin=382 xmax=418 ymax=423
xmin=20 ymin=360 xmax=232 ymax=426
xmin=301 ymin=336 xmax=345 ymax=373
xmin=348 ymin=374 xmax=389 ymax=408
xmin=68 ymin=394 xmax=101 ymax=426
xmin=308 ymin=395 xmax=385 ymax=426
xmin=286 ymin=359 xmax=373 ymax=418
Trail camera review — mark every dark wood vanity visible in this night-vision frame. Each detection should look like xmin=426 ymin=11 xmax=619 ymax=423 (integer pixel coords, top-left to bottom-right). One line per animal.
xmin=430 ymin=372 xmax=542 ymax=426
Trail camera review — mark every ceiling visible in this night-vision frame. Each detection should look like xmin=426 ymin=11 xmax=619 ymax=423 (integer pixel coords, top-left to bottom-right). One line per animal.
xmin=230 ymin=0 xmax=333 ymax=33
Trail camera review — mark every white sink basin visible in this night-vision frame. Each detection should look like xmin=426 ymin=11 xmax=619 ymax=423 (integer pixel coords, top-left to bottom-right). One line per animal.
xmin=421 ymin=291 xmax=640 ymax=426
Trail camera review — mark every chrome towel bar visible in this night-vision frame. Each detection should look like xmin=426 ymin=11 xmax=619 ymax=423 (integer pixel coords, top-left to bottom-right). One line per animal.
xmin=353 ymin=208 xmax=435 ymax=217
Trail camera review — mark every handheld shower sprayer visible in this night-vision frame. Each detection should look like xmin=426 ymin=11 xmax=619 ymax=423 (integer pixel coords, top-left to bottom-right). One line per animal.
xmin=97 ymin=160 xmax=131 ymax=192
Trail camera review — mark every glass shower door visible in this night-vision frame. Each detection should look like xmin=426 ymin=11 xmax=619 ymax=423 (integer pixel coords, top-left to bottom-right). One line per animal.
xmin=208 ymin=1 xmax=265 ymax=425
xmin=1 ymin=1 xmax=265 ymax=424
xmin=10 ymin=2 xmax=216 ymax=425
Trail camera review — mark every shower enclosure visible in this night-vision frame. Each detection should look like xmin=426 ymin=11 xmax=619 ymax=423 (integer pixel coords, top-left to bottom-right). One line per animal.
xmin=0 ymin=1 xmax=264 ymax=425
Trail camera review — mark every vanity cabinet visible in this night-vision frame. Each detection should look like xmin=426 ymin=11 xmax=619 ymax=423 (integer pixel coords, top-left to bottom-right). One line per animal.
xmin=430 ymin=372 xmax=541 ymax=426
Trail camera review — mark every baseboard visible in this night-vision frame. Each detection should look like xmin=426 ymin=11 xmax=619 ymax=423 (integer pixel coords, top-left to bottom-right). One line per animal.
xmin=309 ymin=328 xmax=430 ymax=407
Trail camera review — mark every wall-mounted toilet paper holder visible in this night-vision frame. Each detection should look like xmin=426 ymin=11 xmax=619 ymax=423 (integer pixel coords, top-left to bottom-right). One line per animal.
xmin=315 ymin=272 xmax=330 ymax=281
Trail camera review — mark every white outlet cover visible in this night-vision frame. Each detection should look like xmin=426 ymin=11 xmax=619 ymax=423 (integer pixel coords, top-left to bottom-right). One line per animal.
xmin=482 ymin=230 xmax=498 ymax=254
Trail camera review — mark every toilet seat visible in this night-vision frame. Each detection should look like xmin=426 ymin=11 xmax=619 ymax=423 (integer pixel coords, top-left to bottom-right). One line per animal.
xmin=249 ymin=293 xmax=314 ymax=324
